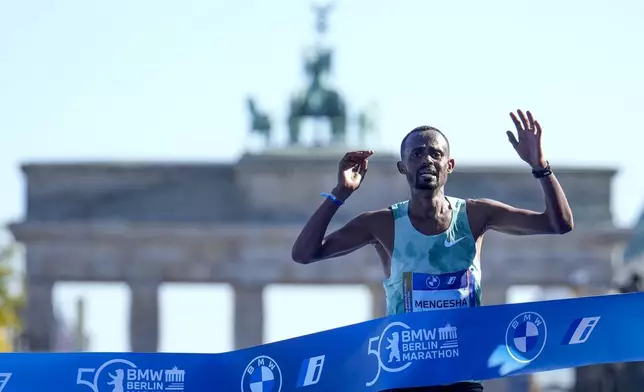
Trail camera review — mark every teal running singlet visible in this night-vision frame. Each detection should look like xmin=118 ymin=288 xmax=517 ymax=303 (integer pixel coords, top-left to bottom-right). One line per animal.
xmin=383 ymin=196 xmax=482 ymax=316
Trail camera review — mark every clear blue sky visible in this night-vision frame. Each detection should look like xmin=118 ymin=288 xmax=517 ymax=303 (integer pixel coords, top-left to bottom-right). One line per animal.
xmin=0 ymin=0 xmax=642 ymax=368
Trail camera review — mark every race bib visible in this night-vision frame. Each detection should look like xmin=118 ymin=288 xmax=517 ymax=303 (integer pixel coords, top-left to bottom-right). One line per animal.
xmin=403 ymin=269 xmax=477 ymax=313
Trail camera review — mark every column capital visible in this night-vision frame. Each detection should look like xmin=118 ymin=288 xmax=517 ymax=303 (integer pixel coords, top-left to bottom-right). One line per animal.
xmin=231 ymin=282 xmax=265 ymax=290
xmin=126 ymin=278 xmax=162 ymax=287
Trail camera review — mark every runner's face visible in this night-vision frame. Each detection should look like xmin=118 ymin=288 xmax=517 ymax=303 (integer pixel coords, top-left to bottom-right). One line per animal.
xmin=400 ymin=131 xmax=453 ymax=190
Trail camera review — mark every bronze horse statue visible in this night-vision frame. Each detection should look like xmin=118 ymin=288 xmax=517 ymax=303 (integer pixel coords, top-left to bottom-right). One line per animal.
xmin=287 ymin=48 xmax=346 ymax=145
xmin=246 ymin=97 xmax=272 ymax=146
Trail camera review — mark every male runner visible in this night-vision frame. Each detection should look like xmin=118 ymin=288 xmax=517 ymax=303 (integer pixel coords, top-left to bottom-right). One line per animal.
xmin=291 ymin=110 xmax=574 ymax=392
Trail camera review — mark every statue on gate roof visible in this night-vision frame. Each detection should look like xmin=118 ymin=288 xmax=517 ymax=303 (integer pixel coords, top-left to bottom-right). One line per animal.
xmin=287 ymin=2 xmax=347 ymax=147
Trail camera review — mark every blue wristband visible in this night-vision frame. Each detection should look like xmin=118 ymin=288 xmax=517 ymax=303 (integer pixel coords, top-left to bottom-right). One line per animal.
xmin=320 ymin=192 xmax=344 ymax=206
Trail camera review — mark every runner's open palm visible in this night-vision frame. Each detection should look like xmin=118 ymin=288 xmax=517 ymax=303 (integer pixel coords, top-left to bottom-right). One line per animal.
xmin=506 ymin=110 xmax=547 ymax=169
xmin=337 ymin=150 xmax=373 ymax=191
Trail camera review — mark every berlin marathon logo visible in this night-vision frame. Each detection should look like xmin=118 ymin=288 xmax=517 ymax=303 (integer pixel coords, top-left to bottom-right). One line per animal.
xmin=366 ymin=321 xmax=460 ymax=386
xmin=76 ymin=359 xmax=186 ymax=392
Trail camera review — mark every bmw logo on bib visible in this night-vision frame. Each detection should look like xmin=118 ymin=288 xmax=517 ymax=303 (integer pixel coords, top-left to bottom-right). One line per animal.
xmin=241 ymin=355 xmax=283 ymax=392
xmin=425 ymin=275 xmax=440 ymax=289
xmin=505 ymin=312 xmax=548 ymax=364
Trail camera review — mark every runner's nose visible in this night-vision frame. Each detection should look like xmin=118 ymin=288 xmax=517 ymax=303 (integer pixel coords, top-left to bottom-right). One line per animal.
xmin=423 ymin=154 xmax=436 ymax=164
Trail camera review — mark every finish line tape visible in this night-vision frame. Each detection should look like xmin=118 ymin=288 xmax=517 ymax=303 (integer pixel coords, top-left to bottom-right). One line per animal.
xmin=0 ymin=292 xmax=643 ymax=392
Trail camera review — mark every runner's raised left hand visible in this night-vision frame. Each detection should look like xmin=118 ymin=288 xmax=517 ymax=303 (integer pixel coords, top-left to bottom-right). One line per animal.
xmin=506 ymin=110 xmax=547 ymax=170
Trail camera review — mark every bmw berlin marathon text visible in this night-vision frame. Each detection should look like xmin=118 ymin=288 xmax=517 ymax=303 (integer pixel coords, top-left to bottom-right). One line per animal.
xmin=77 ymin=359 xmax=185 ymax=392
xmin=366 ymin=321 xmax=460 ymax=386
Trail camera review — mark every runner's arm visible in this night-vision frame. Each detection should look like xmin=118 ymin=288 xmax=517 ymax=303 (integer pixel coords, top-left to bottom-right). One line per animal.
xmin=470 ymin=174 xmax=574 ymax=235
xmin=291 ymin=195 xmax=376 ymax=264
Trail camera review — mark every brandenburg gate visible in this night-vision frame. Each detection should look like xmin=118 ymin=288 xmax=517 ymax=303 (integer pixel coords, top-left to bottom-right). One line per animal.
xmin=9 ymin=154 xmax=631 ymax=354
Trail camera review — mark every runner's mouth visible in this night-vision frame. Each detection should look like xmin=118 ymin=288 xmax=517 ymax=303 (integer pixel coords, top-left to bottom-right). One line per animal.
xmin=417 ymin=170 xmax=437 ymax=180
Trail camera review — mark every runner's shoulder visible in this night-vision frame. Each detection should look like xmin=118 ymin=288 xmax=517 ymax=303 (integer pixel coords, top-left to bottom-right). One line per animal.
xmin=465 ymin=197 xmax=509 ymax=213
xmin=464 ymin=198 xmax=500 ymax=236
xmin=348 ymin=208 xmax=394 ymax=243
xmin=354 ymin=207 xmax=393 ymax=225
xmin=465 ymin=197 xmax=499 ymax=211
xmin=351 ymin=208 xmax=393 ymax=228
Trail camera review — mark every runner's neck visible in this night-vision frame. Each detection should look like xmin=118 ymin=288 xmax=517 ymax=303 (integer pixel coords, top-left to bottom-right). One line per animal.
xmin=408 ymin=189 xmax=450 ymax=220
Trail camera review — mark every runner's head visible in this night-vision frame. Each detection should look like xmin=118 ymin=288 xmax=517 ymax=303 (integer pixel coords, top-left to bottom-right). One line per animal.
xmin=397 ymin=126 xmax=455 ymax=190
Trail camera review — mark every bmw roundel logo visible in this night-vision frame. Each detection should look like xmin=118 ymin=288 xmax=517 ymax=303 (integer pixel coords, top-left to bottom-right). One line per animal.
xmin=505 ymin=311 xmax=548 ymax=363
xmin=241 ymin=355 xmax=283 ymax=392
xmin=425 ymin=275 xmax=440 ymax=289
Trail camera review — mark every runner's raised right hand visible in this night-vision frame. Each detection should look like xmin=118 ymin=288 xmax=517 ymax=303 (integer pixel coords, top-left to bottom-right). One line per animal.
xmin=336 ymin=150 xmax=373 ymax=196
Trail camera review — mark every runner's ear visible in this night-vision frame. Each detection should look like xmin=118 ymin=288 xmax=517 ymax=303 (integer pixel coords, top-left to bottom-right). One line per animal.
xmin=446 ymin=158 xmax=455 ymax=174
xmin=396 ymin=161 xmax=406 ymax=175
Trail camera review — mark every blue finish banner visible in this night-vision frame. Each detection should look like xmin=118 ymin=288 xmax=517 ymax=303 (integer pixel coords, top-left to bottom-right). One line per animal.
xmin=0 ymin=293 xmax=643 ymax=392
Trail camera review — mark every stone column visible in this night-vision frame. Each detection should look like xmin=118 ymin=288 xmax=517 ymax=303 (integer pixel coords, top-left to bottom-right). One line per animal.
xmin=233 ymin=284 xmax=264 ymax=349
xmin=24 ymin=278 xmax=55 ymax=352
xmin=368 ymin=284 xmax=387 ymax=319
xmin=128 ymin=281 xmax=160 ymax=352
xmin=483 ymin=284 xmax=508 ymax=306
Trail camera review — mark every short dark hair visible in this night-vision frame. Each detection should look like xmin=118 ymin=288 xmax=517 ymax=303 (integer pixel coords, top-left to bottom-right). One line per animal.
xmin=400 ymin=126 xmax=450 ymax=158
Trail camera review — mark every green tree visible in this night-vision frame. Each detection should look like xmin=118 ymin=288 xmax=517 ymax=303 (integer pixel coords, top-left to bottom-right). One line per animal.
xmin=0 ymin=244 xmax=25 ymax=351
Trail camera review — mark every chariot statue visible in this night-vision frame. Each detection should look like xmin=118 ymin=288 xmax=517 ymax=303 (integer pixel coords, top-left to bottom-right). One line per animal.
xmin=244 ymin=2 xmax=379 ymax=150
xmin=287 ymin=3 xmax=347 ymax=146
